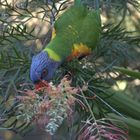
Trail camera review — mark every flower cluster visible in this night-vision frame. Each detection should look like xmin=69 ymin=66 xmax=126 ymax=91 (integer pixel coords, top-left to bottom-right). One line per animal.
xmin=78 ymin=118 xmax=128 ymax=140
xmin=16 ymin=75 xmax=86 ymax=135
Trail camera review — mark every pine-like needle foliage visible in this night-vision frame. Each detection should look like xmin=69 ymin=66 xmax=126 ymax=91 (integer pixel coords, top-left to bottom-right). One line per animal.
xmin=0 ymin=0 xmax=140 ymax=139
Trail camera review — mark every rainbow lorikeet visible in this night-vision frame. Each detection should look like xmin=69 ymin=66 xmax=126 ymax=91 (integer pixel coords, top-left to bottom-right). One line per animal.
xmin=30 ymin=0 xmax=101 ymax=87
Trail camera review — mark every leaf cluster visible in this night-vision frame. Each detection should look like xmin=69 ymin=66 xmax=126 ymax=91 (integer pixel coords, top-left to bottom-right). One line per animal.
xmin=0 ymin=0 xmax=140 ymax=138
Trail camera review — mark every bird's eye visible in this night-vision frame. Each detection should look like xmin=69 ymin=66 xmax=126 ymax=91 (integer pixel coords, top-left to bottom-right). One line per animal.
xmin=41 ymin=69 xmax=48 ymax=78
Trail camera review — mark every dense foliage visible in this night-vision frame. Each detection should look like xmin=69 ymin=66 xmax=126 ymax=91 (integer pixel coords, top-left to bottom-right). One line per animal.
xmin=0 ymin=0 xmax=140 ymax=139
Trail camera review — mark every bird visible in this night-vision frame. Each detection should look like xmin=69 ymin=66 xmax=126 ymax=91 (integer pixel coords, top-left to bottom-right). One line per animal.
xmin=30 ymin=0 xmax=101 ymax=88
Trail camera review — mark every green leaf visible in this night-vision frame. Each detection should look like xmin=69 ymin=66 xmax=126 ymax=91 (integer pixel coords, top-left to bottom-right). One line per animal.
xmin=103 ymin=92 xmax=140 ymax=120
xmin=107 ymin=113 xmax=140 ymax=140
xmin=113 ymin=66 xmax=140 ymax=79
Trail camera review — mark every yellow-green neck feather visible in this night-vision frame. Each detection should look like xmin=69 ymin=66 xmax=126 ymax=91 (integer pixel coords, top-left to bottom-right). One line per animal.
xmin=44 ymin=42 xmax=92 ymax=62
xmin=44 ymin=48 xmax=61 ymax=61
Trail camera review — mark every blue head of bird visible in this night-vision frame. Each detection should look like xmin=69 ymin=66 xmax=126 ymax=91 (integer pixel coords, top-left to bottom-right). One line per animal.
xmin=30 ymin=51 xmax=61 ymax=84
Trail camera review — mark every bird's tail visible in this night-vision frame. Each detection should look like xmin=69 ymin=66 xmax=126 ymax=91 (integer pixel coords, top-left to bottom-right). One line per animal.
xmin=74 ymin=0 xmax=100 ymax=10
xmin=94 ymin=0 xmax=101 ymax=23
xmin=94 ymin=0 xmax=100 ymax=11
xmin=74 ymin=0 xmax=82 ymax=6
xmin=74 ymin=0 xmax=101 ymax=24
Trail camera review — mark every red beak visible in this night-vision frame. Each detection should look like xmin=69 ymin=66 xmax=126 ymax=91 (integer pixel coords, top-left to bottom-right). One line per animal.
xmin=35 ymin=81 xmax=48 ymax=90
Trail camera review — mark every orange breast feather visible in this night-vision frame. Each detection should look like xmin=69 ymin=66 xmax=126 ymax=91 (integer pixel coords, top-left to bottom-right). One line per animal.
xmin=67 ymin=43 xmax=92 ymax=61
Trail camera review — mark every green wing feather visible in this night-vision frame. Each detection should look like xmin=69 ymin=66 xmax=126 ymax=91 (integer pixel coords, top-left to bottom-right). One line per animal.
xmin=44 ymin=4 xmax=101 ymax=61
